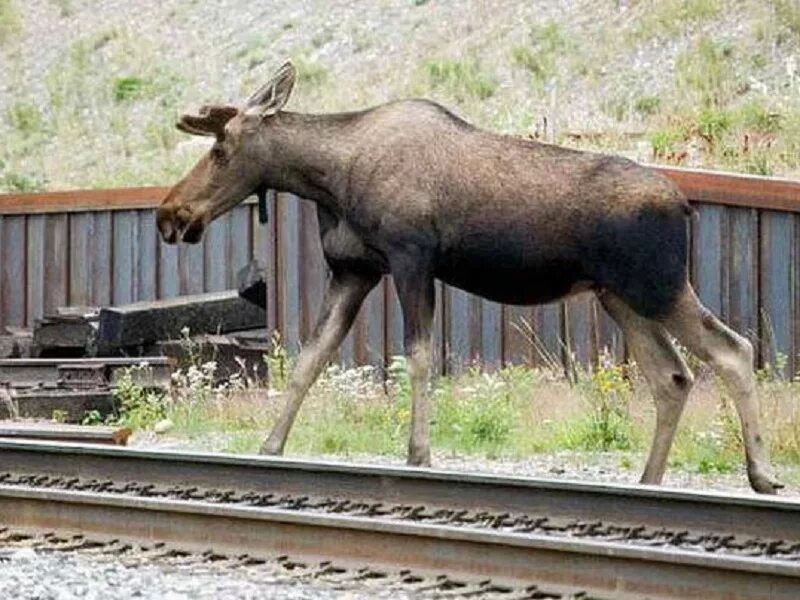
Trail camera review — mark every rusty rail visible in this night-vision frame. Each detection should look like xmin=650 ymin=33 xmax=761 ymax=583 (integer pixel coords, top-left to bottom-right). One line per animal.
xmin=1 ymin=440 xmax=800 ymax=598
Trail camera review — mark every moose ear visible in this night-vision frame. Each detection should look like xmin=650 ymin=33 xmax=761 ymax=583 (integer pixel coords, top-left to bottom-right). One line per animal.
xmin=176 ymin=104 xmax=239 ymax=138
xmin=245 ymin=61 xmax=296 ymax=117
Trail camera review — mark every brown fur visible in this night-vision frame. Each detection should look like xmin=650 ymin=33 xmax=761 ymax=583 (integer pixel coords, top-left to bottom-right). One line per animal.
xmin=157 ymin=62 xmax=780 ymax=493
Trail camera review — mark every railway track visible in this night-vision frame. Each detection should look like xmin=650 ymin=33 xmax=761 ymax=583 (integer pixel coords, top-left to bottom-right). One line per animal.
xmin=1 ymin=440 xmax=799 ymax=599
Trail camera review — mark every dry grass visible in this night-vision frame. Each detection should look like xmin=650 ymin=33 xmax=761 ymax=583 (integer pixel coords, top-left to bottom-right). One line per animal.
xmin=111 ymin=355 xmax=800 ymax=482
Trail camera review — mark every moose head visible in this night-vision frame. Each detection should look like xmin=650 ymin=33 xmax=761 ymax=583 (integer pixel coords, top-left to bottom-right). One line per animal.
xmin=156 ymin=62 xmax=296 ymax=244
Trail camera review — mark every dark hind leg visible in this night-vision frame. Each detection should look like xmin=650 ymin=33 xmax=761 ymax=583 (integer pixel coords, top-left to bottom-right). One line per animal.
xmin=659 ymin=283 xmax=781 ymax=494
xmin=599 ymin=292 xmax=694 ymax=485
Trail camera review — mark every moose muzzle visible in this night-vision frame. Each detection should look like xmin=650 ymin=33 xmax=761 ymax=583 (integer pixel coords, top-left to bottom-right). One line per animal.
xmin=156 ymin=203 xmax=206 ymax=245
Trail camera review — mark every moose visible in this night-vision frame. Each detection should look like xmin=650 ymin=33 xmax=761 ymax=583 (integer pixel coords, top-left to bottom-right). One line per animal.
xmin=157 ymin=62 xmax=780 ymax=494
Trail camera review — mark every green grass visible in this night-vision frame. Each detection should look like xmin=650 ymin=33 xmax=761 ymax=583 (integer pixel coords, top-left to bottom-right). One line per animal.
xmin=112 ymin=76 xmax=152 ymax=102
xmin=510 ymin=21 xmax=572 ymax=91
xmin=109 ymin=341 xmax=800 ymax=483
xmin=627 ymin=0 xmax=724 ymax=42
xmin=424 ymin=56 xmax=496 ymax=101
xmin=633 ymin=95 xmax=662 ymax=117
xmin=293 ymin=52 xmax=329 ymax=87
xmin=0 ymin=0 xmax=20 ymax=44
xmin=771 ymin=0 xmax=800 ymax=36
xmin=675 ymin=35 xmax=739 ymax=109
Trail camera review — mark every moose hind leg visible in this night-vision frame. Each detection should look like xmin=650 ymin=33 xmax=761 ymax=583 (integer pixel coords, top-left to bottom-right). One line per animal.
xmin=661 ymin=285 xmax=781 ymax=494
xmin=392 ymin=259 xmax=435 ymax=467
xmin=600 ymin=292 xmax=694 ymax=485
xmin=260 ymin=270 xmax=380 ymax=455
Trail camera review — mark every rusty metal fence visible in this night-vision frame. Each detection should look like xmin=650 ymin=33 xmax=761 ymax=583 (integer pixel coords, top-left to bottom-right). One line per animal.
xmin=1 ymin=167 xmax=799 ymax=375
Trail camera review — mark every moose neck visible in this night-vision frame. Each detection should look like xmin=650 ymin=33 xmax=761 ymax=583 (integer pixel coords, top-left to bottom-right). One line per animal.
xmin=260 ymin=111 xmax=361 ymax=211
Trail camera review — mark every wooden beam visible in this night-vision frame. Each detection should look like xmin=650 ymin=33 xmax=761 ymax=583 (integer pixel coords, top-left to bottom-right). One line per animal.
xmin=655 ymin=166 xmax=800 ymax=214
xmin=0 ymin=422 xmax=132 ymax=445
xmin=0 ymin=186 xmax=168 ymax=214
xmin=0 ymin=166 xmax=798 ymax=214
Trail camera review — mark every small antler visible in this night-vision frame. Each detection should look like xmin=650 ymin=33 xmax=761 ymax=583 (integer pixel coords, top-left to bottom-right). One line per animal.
xmin=176 ymin=104 xmax=239 ymax=138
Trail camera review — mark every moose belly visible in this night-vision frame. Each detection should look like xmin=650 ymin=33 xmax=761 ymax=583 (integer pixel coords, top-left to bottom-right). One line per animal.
xmin=435 ymin=248 xmax=589 ymax=306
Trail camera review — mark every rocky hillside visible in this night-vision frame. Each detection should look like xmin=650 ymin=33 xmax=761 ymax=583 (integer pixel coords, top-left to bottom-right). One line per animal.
xmin=0 ymin=0 xmax=798 ymax=192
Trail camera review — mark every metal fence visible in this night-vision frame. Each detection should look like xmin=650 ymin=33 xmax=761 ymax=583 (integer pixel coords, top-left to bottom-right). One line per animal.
xmin=1 ymin=167 xmax=799 ymax=375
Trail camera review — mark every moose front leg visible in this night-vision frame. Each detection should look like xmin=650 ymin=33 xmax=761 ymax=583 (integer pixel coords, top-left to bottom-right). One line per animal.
xmin=260 ymin=270 xmax=380 ymax=455
xmin=393 ymin=261 xmax=435 ymax=467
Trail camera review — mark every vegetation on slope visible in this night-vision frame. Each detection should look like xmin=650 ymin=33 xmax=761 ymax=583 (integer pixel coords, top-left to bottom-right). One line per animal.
xmin=0 ymin=0 xmax=798 ymax=191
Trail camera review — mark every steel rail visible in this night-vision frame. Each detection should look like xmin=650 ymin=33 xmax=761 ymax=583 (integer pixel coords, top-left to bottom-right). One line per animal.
xmin=1 ymin=439 xmax=800 ymax=543
xmin=1 ymin=484 xmax=799 ymax=600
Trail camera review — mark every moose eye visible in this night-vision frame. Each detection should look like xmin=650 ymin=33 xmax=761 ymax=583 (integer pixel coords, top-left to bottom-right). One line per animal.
xmin=210 ymin=145 xmax=227 ymax=163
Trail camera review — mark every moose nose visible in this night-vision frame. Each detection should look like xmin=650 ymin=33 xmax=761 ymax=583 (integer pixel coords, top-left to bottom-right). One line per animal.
xmin=156 ymin=207 xmax=179 ymax=244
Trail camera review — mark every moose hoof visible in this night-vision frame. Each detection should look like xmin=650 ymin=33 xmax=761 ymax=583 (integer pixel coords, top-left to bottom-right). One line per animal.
xmin=407 ymin=448 xmax=431 ymax=468
xmin=749 ymin=470 xmax=783 ymax=495
xmin=259 ymin=439 xmax=285 ymax=456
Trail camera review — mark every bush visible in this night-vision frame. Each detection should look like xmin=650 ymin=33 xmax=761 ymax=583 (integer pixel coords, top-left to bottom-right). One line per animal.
xmin=424 ymin=56 xmax=496 ymax=101
xmin=0 ymin=0 xmax=20 ymax=44
xmin=7 ymin=102 xmax=42 ymax=132
xmin=112 ymin=76 xmax=151 ymax=102
xmin=112 ymin=363 xmax=167 ymax=429
xmin=633 ymin=95 xmax=662 ymax=116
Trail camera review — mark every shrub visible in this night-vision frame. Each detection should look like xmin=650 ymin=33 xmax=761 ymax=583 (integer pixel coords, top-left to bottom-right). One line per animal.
xmin=7 ymin=102 xmax=43 ymax=132
xmin=112 ymin=363 xmax=167 ymax=429
xmin=112 ymin=76 xmax=151 ymax=102
xmin=675 ymin=36 xmax=738 ymax=108
xmin=424 ymin=56 xmax=496 ymax=101
xmin=633 ymin=95 xmax=662 ymax=116
xmin=0 ymin=0 xmax=20 ymax=44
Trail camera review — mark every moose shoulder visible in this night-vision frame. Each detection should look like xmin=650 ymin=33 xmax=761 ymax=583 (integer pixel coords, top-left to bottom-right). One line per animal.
xmin=157 ymin=61 xmax=781 ymax=494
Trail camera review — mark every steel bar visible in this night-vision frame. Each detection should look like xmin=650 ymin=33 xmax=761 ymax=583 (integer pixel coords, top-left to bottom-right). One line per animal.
xmin=0 ymin=485 xmax=798 ymax=600
xmin=2 ymin=440 xmax=800 ymax=542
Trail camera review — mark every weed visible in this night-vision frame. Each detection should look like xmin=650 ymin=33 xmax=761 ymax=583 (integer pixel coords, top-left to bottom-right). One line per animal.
xmin=675 ymin=36 xmax=738 ymax=108
xmin=771 ymin=0 xmax=800 ymax=37
xmin=51 ymin=409 xmax=69 ymax=423
xmin=112 ymin=363 xmax=167 ymax=430
xmin=434 ymin=369 xmax=515 ymax=454
xmin=293 ymin=53 xmax=329 ymax=87
xmin=424 ymin=56 xmax=496 ymax=101
xmin=311 ymin=28 xmax=334 ymax=49
xmin=697 ymin=107 xmax=732 ymax=143
xmin=633 ymin=95 xmax=662 ymax=117
xmin=81 ymin=410 xmax=104 ymax=425
xmin=264 ymin=331 xmax=294 ymax=391
xmin=602 ymin=95 xmax=631 ymax=123
xmin=222 ymin=430 xmax=262 ymax=454
xmin=559 ymin=354 xmax=638 ymax=452
xmin=236 ymin=35 xmax=268 ymax=70
xmin=627 ymin=0 xmax=723 ymax=42
xmin=0 ymin=170 xmax=47 ymax=192
xmin=671 ymin=399 xmax=741 ymax=474
xmin=6 ymin=102 xmax=43 ymax=133
xmin=0 ymin=0 xmax=20 ymax=44
xmin=737 ymin=101 xmax=783 ymax=134
xmin=49 ymin=0 xmax=73 ymax=18
xmin=112 ymin=76 xmax=151 ymax=102
xmin=649 ymin=125 xmax=688 ymax=157
xmin=510 ymin=21 xmax=571 ymax=91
